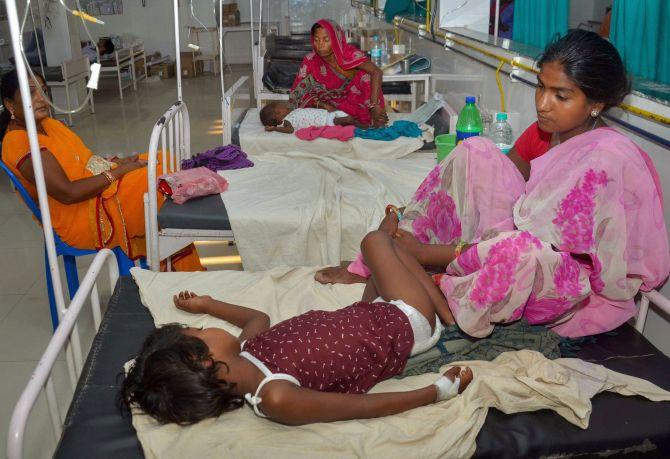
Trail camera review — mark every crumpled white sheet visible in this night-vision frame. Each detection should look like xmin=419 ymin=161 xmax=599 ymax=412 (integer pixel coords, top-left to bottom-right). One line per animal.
xmin=218 ymin=152 xmax=434 ymax=271
xmin=239 ymin=108 xmax=426 ymax=159
xmin=129 ymin=267 xmax=670 ymax=459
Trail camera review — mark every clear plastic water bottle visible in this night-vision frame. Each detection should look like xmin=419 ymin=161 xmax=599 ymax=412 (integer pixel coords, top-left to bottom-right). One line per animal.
xmin=490 ymin=112 xmax=514 ymax=154
xmin=380 ymin=35 xmax=389 ymax=66
xmin=371 ymin=35 xmax=382 ymax=67
xmin=455 ymin=96 xmax=483 ymax=143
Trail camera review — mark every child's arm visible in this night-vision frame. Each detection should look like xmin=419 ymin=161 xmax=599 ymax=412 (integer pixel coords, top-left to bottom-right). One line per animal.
xmin=173 ymin=291 xmax=270 ymax=341
xmin=262 ymin=381 xmax=436 ymax=425
xmin=260 ymin=366 xmax=472 ymax=425
xmin=265 ymin=120 xmax=294 ymax=133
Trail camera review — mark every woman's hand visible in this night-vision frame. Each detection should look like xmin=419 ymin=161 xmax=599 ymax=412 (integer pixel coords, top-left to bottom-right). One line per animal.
xmin=114 ymin=158 xmax=147 ymax=177
xmin=370 ymin=106 xmax=388 ymax=128
xmin=378 ymin=211 xmax=399 ymax=237
xmin=393 ymin=229 xmax=425 ymax=263
xmin=173 ymin=291 xmax=213 ymax=315
xmin=111 ymin=154 xmax=141 ymax=165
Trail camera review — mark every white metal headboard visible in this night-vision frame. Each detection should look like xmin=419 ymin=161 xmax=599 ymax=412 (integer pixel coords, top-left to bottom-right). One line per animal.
xmin=6 ymin=250 xmax=120 ymax=459
xmin=144 ymin=101 xmax=192 ymax=271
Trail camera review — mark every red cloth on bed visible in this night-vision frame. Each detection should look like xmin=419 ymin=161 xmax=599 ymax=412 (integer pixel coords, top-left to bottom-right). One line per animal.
xmin=295 ymin=125 xmax=356 ymax=141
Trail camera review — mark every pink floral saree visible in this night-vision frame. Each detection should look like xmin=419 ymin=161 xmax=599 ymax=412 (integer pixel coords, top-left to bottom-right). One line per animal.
xmin=350 ymin=130 xmax=669 ymax=338
xmin=289 ymin=19 xmax=384 ymax=125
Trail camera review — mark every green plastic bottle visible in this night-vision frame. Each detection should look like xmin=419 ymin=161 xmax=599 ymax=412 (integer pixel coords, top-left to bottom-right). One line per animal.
xmin=455 ymin=96 xmax=483 ymax=143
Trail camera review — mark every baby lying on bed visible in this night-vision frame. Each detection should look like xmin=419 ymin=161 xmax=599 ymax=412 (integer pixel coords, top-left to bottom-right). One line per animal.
xmin=260 ymin=101 xmax=365 ymax=133
xmin=121 ymin=230 xmax=473 ymax=426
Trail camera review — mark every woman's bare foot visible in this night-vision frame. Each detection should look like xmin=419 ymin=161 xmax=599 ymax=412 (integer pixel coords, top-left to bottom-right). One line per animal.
xmin=314 ymin=264 xmax=367 ymax=284
xmin=444 ymin=366 xmax=474 ymax=394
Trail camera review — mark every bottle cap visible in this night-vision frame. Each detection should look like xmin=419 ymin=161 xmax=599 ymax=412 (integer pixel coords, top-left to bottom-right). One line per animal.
xmin=465 ymin=95 xmax=476 ymax=104
xmin=496 ymin=112 xmax=508 ymax=121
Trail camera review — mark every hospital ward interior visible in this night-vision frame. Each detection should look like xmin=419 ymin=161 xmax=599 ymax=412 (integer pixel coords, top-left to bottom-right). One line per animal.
xmin=1 ymin=0 xmax=670 ymax=457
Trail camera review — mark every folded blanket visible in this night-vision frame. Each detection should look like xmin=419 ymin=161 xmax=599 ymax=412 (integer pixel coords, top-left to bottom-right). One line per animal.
xmin=355 ymin=120 xmax=422 ymax=141
xmin=181 ymin=144 xmax=253 ymax=171
xmin=295 ymin=125 xmax=356 ymax=141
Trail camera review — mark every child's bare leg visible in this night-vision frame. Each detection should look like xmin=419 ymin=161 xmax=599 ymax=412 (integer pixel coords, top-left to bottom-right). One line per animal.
xmin=391 ymin=240 xmax=455 ymax=325
xmin=361 ymin=278 xmax=378 ymax=302
xmin=360 ymin=230 xmax=436 ymax=330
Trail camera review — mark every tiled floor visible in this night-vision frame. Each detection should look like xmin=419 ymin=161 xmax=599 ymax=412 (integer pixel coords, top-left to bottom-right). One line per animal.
xmin=0 ymin=68 xmax=251 ymax=457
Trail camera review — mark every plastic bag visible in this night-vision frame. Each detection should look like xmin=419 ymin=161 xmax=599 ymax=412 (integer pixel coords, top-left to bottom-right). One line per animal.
xmin=158 ymin=167 xmax=229 ymax=204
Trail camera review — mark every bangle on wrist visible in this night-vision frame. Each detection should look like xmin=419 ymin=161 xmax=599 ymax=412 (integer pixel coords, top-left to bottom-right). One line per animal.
xmin=101 ymin=170 xmax=116 ymax=185
xmin=454 ymin=241 xmax=467 ymax=258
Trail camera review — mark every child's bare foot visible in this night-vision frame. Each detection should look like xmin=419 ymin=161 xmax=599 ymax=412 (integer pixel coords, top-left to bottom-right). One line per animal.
xmin=314 ymin=264 xmax=366 ymax=284
xmin=444 ymin=366 xmax=473 ymax=394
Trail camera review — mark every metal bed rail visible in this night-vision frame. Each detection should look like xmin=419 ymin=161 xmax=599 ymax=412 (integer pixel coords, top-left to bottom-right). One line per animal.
xmin=144 ymin=101 xmax=192 ymax=271
xmin=6 ymin=249 xmax=120 ymax=459
xmin=222 ymin=75 xmax=251 ymax=145
xmin=636 ymin=289 xmax=670 ymax=333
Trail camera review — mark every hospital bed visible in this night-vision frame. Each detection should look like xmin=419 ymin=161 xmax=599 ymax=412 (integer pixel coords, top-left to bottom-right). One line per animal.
xmin=144 ymin=101 xmax=236 ymax=271
xmin=7 ymin=251 xmax=670 ymax=458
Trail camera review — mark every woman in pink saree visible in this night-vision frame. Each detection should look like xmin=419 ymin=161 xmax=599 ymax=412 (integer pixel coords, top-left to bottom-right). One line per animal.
xmin=318 ymin=31 xmax=670 ymax=338
xmin=290 ymin=19 xmax=388 ymax=127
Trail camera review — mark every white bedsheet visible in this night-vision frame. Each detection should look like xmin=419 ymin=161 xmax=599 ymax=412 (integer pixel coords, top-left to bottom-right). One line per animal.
xmin=239 ymin=108 xmax=425 ymax=159
xmin=130 ymin=267 xmax=670 ymax=459
xmin=218 ymin=152 xmax=434 ymax=271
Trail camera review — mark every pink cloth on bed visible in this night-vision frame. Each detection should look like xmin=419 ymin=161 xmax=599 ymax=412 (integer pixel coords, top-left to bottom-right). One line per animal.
xmin=349 ymin=130 xmax=669 ymax=338
xmin=295 ymin=125 xmax=356 ymax=141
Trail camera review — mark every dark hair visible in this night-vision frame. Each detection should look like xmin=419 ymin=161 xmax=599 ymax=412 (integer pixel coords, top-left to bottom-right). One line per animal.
xmin=0 ymin=70 xmax=20 ymax=139
xmin=310 ymin=22 xmax=323 ymax=35
xmin=538 ymin=30 xmax=630 ymax=111
xmin=119 ymin=324 xmax=243 ymax=425
xmin=259 ymin=101 xmax=281 ymax=126
xmin=100 ymin=37 xmax=115 ymax=55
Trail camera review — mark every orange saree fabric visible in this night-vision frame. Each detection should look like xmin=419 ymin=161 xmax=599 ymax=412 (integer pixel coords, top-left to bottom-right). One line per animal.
xmin=1 ymin=118 xmax=202 ymax=271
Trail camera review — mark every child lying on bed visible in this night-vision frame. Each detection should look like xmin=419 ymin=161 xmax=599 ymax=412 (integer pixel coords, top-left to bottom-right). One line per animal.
xmin=260 ymin=100 xmax=366 ymax=133
xmin=121 ymin=230 xmax=473 ymax=426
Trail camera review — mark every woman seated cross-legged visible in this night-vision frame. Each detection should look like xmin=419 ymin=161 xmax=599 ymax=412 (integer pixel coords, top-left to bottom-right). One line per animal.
xmin=316 ymin=30 xmax=670 ymax=338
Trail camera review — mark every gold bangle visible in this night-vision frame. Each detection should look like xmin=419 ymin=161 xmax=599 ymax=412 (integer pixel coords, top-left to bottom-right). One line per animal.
xmin=454 ymin=241 xmax=467 ymax=258
xmin=101 ymin=170 xmax=116 ymax=184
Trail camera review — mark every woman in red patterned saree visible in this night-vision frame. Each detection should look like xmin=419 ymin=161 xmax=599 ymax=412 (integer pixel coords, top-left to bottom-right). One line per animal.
xmin=290 ymin=19 xmax=388 ymax=127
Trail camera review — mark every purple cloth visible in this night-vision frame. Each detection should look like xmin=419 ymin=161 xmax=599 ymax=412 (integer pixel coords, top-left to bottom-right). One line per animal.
xmin=181 ymin=144 xmax=253 ymax=171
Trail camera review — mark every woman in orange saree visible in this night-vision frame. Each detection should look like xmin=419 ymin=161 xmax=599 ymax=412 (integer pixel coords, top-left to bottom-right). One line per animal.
xmin=0 ymin=70 xmax=202 ymax=271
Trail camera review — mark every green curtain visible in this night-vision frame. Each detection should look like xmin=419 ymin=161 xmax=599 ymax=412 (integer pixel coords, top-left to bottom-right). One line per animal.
xmin=512 ymin=0 xmax=569 ymax=49
xmin=611 ymin=0 xmax=670 ymax=84
xmin=383 ymin=0 xmax=425 ymax=23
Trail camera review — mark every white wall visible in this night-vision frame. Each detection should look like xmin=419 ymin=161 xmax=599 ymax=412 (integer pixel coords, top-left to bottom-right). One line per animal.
xmin=77 ymin=0 xmax=177 ymax=58
xmin=75 ymin=0 xmax=291 ymax=59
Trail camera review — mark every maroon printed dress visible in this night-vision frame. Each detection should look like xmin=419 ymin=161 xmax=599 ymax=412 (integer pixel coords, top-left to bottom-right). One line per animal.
xmin=241 ymin=301 xmax=414 ymax=393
